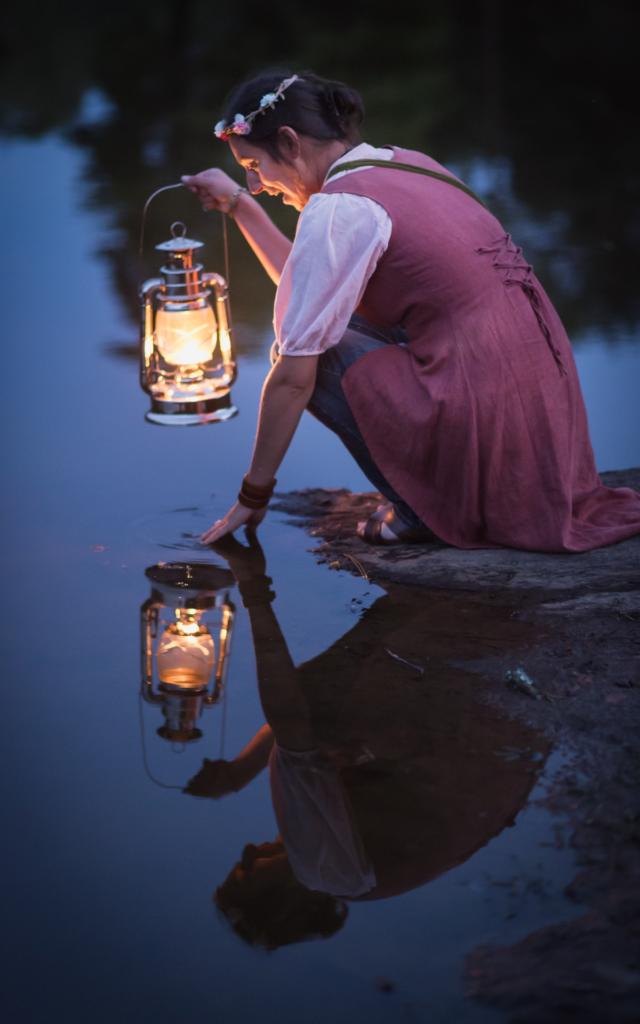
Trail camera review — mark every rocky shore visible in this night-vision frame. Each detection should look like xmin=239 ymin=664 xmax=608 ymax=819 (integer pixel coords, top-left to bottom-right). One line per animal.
xmin=272 ymin=468 xmax=640 ymax=1023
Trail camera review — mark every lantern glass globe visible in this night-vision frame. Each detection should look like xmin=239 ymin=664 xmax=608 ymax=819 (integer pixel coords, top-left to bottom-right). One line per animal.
xmin=157 ymin=610 xmax=216 ymax=689
xmin=155 ymin=305 xmax=217 ymax=367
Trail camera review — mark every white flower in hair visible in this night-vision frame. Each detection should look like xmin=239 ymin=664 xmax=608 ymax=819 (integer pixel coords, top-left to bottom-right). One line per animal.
xmin=213 ymin=75 xmax=300 ymax=140
xmin=232 ymin=113 xmax=251 ymax=135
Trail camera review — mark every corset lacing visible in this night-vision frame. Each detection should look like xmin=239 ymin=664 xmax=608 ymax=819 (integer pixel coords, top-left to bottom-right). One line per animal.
xmin=476 ymin=233 xmax=567 ymax=376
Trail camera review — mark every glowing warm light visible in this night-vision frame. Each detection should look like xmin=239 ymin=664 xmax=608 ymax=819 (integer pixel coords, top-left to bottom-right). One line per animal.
xmin=219 ymin=327 xmax=232 ymax=365
xmin=157 ymin=609 xmax=215 ymax=688
xmin=144 ymin=332 xmax=154 ymax=363
xmin=155 ymin=306 xmax=216 ymax=367
xmin=174 ymin=608 xmax=201 ymax=635
xmin=144 ymin=303 xmax=155 ymax=363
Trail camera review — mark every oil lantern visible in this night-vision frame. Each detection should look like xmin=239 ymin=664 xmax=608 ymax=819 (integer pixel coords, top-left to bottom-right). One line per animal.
xmin=140 ymin=562 xmax=236 ymax=746
xmin=139 ymin=221 xmax=237 ymax=425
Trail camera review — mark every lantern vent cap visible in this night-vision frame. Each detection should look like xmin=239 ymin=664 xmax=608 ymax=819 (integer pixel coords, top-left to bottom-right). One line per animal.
xmin=155 ymin=221 xmax=205 ymax=253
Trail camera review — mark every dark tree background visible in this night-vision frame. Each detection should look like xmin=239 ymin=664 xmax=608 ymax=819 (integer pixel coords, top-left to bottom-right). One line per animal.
xmin=1 ymin=0 xmax=638 ymax=338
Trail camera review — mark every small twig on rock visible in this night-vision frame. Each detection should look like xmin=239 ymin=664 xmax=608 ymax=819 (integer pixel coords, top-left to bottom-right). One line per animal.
xmin=384 ymin=647 xmax=425 ymax=676
xmin=343 ymin=552 xmax=370 ymax=581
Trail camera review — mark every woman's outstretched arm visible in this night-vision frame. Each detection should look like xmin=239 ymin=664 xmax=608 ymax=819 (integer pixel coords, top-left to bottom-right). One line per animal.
xmin=200 ymin=353 xmax=318 ymax=544
xmin=212 ymin=534 xmax=315 ymax=752
xmin=181 ymin=168 xmax=291 ymax=284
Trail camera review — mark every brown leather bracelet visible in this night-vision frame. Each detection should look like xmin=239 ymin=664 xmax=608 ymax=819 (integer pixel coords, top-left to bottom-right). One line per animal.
xmin=240 ymin=475 xmax=276 ymax=499
xmin=237 ymin=474 xmax=277 ymax=510
xmin=237 ymin=490 xmax=270 ymax=510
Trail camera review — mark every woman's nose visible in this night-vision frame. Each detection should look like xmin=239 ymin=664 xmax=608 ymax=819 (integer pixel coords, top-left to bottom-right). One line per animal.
xmin=246 ymin=170 xmax=263 ymax=195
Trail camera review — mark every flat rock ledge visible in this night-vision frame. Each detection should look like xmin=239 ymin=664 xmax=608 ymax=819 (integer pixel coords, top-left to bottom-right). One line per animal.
xmin=272 ymin=468 xmax=640 ymax=601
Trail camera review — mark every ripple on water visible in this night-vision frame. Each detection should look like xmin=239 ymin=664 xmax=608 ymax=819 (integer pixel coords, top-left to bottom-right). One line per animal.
xmin=128 ymin=502 xmax=225 ymax=553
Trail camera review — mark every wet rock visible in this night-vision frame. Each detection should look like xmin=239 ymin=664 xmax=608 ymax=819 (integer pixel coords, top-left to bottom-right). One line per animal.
xmin=538 ymin=591 xmax=640 ymax=616
xmin=466 ymin=905 xmax=640 ymax=1023
xmin=272 ymin=469 xmax=640 ymax=596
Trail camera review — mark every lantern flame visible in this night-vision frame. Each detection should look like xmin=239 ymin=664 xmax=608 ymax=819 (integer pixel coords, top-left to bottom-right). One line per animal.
xmin=155 ymin=306 xmax=217 ymax=367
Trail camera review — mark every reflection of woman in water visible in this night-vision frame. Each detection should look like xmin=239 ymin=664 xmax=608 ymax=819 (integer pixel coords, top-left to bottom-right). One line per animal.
xmin=183 ymin=70 xmax=640 ymax=549
xmin=185 ymin=536 xmax=547 ymax=949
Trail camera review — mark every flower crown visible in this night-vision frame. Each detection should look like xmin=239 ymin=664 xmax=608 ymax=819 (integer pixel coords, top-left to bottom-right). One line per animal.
xmin=214 ymin=74 xmax=300 ymax=140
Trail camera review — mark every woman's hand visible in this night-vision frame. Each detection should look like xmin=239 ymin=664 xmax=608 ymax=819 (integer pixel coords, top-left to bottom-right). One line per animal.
xmin=200 ymin=501 xmax=266 ymax=545
xmin=181 ymin=168 xmax=243 ymax=213
xmin=183 ymin=758 xmax=237 ymax=798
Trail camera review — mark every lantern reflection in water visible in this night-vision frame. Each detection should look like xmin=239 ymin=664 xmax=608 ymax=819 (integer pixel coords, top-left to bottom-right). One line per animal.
xmin=139 ymin=221 xmax=237 ymax=426
xmin=140 ymin=564 xmax=236 ymax=780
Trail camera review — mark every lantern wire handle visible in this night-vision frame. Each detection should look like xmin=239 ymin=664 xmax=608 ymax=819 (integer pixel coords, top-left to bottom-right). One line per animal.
xmin=138 ymin=692 xmax=184 ymax=791
xmin=221 ymin=211 xmax=231 ymax=289
xmin=138 ymin=182 xmax=185 ymax=257
xmin=218 ymin=671 xmax=228 ymax=760
xmin=138 ymin=183 xmax=232 ymax=292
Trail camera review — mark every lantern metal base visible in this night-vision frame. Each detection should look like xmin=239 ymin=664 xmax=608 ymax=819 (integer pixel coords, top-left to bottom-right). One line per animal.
xmin=145 ymin=392 xmax=237 ymax=426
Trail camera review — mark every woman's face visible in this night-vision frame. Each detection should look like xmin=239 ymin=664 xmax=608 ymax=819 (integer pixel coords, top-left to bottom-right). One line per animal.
xmin=229 ymin=137 xmax=310 ymax=211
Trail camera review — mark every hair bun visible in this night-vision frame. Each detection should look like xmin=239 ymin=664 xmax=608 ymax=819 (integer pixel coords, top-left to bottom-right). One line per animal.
xmin=324 ymin=83 xmax=364 ymax=130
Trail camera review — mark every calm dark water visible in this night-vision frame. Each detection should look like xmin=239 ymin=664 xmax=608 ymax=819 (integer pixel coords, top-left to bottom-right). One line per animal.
xmin=2 ymin=5 xmax=639 ymax=1021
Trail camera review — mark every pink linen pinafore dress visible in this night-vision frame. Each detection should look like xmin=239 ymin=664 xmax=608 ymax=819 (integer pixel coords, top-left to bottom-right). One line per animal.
xmin=322 ymin=147 xmax=640 ymax=552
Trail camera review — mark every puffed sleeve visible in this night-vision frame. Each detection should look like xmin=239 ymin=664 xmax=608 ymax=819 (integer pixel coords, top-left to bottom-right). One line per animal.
xmin=269 ymin=745 xmax=376 ymax=897
xmin=274 ymin=192 xmax=391 ymax=356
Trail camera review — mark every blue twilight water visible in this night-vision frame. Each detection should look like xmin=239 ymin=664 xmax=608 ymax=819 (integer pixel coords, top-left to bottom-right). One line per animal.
xmin=1 ymin=118 xmax=636 ymax=1023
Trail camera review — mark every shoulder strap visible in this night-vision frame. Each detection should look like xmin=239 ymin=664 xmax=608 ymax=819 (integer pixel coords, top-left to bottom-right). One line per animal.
xmin=325 ymin=158 xmax=485 ymax=208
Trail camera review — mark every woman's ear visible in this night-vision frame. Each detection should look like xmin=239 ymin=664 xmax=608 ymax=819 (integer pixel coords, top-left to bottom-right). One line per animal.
xmin=277 ymin=126 xmax=301 ymax=162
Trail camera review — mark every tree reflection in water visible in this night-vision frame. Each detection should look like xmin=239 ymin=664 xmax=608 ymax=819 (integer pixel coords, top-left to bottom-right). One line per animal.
xmin=1 ymin=1 xmax=638 ymax=346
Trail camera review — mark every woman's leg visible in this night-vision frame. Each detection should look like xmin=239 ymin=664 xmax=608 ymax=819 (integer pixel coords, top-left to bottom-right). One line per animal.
xmin=303 ymin=319 xmax=425 ymax=532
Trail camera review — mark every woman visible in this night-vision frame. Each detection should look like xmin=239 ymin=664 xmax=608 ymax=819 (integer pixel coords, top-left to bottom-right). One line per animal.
xmin=182 ymin=70 xmax=640 ymax=549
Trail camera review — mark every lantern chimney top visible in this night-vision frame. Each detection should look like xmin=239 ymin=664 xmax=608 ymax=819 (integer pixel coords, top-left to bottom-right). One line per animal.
xmin=155 ymin=221 xmax=205 ymax=254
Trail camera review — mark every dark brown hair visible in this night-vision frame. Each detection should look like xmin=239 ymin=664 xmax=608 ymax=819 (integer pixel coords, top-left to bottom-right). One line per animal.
xmin=214 ymin=841 xmax=348 ymax=950
xmin=219 ymin=69 xmax=364 ymax=160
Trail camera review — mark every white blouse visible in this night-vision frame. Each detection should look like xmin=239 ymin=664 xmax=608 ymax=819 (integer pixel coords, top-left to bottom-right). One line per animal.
xmin=270 ymin=744 xmax=376 ymax=898
xmin=274 ymin=143 xmax=393 ymax=356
